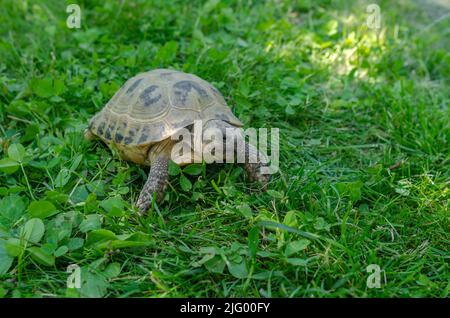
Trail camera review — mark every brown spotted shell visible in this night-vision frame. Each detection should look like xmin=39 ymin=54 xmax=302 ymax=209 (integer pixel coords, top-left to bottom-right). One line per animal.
xmin=88 ymin=69 xmax=243 ymax=148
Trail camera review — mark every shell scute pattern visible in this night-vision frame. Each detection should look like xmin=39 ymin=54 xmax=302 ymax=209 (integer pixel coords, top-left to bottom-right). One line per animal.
xmin=88 ymin=69 xmax=243 ymax=147
xmin=172 ymin=80 xmax=213 ymax=107
xmin=139 ymin=85 xmax=162 ymax=107
xmin=126 ymin=78 xmax=143 ymax=95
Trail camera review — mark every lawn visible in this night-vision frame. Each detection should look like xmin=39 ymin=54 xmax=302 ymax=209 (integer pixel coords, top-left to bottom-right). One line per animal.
xmin=0 ymin=0 xmax=448 ymax=298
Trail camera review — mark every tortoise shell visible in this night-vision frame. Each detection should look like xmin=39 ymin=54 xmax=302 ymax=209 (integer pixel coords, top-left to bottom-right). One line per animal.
xmin=88 ymin=69 xmax=243 ymax=147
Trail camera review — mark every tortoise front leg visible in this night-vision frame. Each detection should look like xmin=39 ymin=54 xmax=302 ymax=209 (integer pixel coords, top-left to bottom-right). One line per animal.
xmin=136 ymin=154 xmax=169 ymax=215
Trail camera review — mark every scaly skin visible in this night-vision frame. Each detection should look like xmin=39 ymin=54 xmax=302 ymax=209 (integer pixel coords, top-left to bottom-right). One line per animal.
xmin=136 ymin=152 xmax=170 ymax=215
xmin=87 ymin=120 xmax=271 ymax=215
xmin=244 ymin=142 xmax=270 ymax=190
xmin=204 ymin=120 xmax=271 ymax=190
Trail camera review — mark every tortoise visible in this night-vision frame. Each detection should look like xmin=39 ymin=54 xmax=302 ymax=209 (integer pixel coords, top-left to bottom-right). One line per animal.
xmin=85 ymin=69 xmax=269 ymax=214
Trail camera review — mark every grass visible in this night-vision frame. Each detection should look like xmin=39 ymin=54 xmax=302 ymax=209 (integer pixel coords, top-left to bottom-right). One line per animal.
xmin=0 ymin=0 xmax=448 ymax=298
